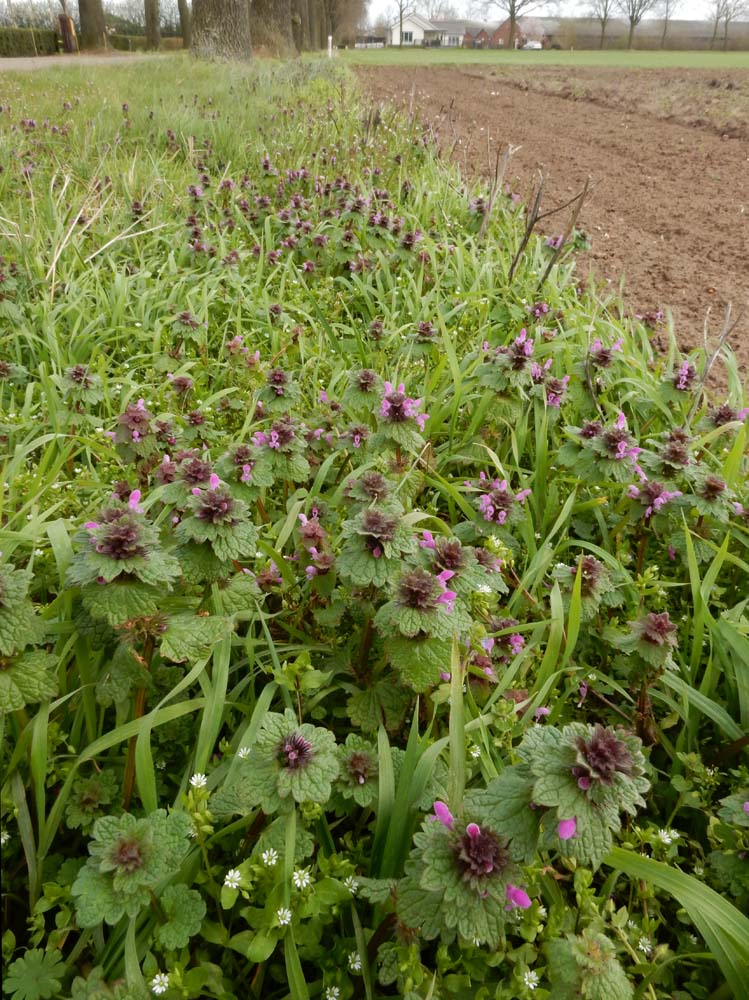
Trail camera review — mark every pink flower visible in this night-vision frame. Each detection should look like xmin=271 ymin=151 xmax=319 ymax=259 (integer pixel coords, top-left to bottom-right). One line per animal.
xmin=558 ymin=817 xmax=577 ymax=840
xmin=420 ymin=530 xmax=436 ymax=549
xmin=209 ymin=474 xmax=220 ymax=489
xmin=505 ymin=884 xmax=532 ymax=909
xmin=465 ymin=822 xmax=481 ymax=839
xmin=433 ymin=801 xmax=454 ymax=829
xmin=743 ymin=801 xmax=749 ymax=814
xmin=127 ymin=489 xmax=142 ymax=511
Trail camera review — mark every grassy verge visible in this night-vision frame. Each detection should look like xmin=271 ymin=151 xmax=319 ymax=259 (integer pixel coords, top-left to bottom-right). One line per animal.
xmin=1 ymin=57 xmax=748 ymax=1000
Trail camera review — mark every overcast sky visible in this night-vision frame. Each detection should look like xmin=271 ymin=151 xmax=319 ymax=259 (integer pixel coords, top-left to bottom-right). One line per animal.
xmin=367 ymin=0 xmax=716 ymax=26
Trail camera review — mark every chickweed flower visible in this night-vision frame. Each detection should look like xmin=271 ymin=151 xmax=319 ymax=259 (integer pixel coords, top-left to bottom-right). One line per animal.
xmin=348 ymin=951 xmax=362 ymax=972
xmin=190 ymin=773 xmax=207 ymax=788
xmin=523 ymin=969 xmax=540 ymax=990
xmin=151 ymin=973 xmax=170 ymax=995
xmin=292 ymin=867 xmax=313 ymax=890
xmin=262 ymin=848 xmax=278 ymax=867
xmin=224 ymin=869 xmax=242 ymax=889
xmin=276 ymin=907 xmax=292 ymax=926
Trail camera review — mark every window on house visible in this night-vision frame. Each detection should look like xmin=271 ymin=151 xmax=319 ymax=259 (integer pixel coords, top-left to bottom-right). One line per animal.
xmin=449 ymin=35 xmax=459 ymax=46
xmin=402 ymin=30 xmax=413 ymax=43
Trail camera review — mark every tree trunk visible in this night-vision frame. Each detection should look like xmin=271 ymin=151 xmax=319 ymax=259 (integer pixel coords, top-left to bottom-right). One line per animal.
xmin=78 ymin=0 xmax=107 ymax=49
xmin=192 ymin=0 xmax=253 ymax=58
xmin=308 ymin=0 xmax=323 ymax=48
xmin=599 ymin=20 xmax=607 ymax=47
xmin=291 ymin=0 xmax=309 ymax=49
xmin=709 ymin=18 xmax=719 ymax=48
xmin=722 ymin=19 xmax=729 ymax=50
xmin=508 ymin=15 xmax=516 ymax=49
xmin=250 ymin=0 xmax=295 ymax=53
xmin=660 ymin=18 xmax=668 ymax=48
xmin=177 ymin=0 xmax=192 ymax=47
xmin=627 ymin=19 xmax=635 ymax=48
xmin=144 ymin=0 xmax=161 ymax=49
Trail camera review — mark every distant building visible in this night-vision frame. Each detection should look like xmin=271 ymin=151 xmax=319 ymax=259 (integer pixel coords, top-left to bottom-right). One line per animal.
xmin=382 ymin=12 xmax=749 ymax=50
xmin=387 ymin=12 xmax=442 ymax=47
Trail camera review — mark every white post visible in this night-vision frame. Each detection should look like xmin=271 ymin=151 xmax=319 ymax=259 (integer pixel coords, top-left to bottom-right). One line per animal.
xmin=327 ymin=34 xmax=333 ymax=58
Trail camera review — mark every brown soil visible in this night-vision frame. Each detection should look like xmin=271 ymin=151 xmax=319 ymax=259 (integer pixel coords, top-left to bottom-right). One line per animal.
xmin=357 ymin=65 xmax=749 ymax=380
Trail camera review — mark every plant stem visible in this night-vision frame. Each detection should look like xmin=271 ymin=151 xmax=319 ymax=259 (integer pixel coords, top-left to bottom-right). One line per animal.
xmin=122 ymin=633 xmax=155 ymax=811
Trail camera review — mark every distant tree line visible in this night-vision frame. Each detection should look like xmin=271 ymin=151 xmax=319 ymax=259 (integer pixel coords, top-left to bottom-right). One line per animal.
xmin=0 ymin=0 xmax=367 ymax=57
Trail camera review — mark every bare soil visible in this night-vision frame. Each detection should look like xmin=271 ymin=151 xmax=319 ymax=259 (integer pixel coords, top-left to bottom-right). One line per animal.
xmin=357 ymin=65 xmax=749 ymax=379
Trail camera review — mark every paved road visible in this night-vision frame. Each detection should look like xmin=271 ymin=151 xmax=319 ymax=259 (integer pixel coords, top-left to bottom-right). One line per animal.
xmin=0 ymin=52 xmax=160 ymax=72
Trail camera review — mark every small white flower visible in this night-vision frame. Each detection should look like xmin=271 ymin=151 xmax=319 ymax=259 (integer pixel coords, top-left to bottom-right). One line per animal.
xmin=0 ymin=831 xmax=10 ymax=846
xmin=262 ymin=848 xmax=278 ymax=867
xmin=470 ymin=746 xmax=482 ymax=759
xmin=471 ymin=936 xmax=481 ymax=946
xmin=224 ymin=868 xmax=242 ymax=889
xmin=348 ymin=951 xmax=362 ymax=972
xmin=688 ymin=933 xmax=698 ymax=945
xmin=190 ymin=773 xmax=207 ymax=788
xmin=276 ymin=907 xmax=292 ymax=926
xmin=237 ymin=746 xmax=251 ymax=759
xmin=694 ymin=864 xmax=704 ymax=876
xmin=638 ymin=936 xmax=653 ymax=956
xmin=292 ymin=867 xmax=312 ymax=890
xmin=627 ymin=919 xmax=637 ymax=929
xmin=151 ymin=972 xmax=170 ymax=995
xmin=343 ymin=875 xmax=359 ymax=895
xmin=537 ymin=905 xmax=547 ymax=918
xmin=324 ymin=988 xmax=340 ymax=1000
xmin=657 ymin=828 xmax=678 ymax=845
xmin=523 ymin=969 xmax=540 ymax=990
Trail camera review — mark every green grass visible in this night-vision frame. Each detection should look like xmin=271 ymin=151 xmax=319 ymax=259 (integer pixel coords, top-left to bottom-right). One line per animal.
xmin=343 ymin=47 xmax=749 ymax=69
xmin=1 ymin=55 xmax=748 ymax=1000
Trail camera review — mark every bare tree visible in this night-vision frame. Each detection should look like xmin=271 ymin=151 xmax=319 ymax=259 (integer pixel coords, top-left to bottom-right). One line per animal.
xmin=719 ymin=0 xmax=748 ymax=48
xmin=657 ymin=0 xmax=679 ymax=46
xmin=78 ymin=0 xmax=107 ymax=46
xmin=395 ymin=0 xmax=413 ymax=46
xmin=482 ymin=0 xmax=542 ymax=50
xmin=615 ymin=0 xmax=657 ymax=48
xmin=708 ymin=0 xmax=725 ymax=46
xmin=176 ymin=0 xmax=191 ymax=44
xmin=192 ymin=0 xmax=252 ymax=57
xmin=145 ymin=0 xmax=160 ymax=46
xmin=591 ymin=0 xmax=614 ymax=46
xmin=423 ymin=0 xmax=458 ymax=16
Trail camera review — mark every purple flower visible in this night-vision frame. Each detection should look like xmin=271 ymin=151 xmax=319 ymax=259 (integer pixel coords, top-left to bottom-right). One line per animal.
xmin=474 ymin=473 xmax=531 ymax=526
xmin=589 ymin=337 xmax=623 ymax=369
xmin=628 ymin=479 xmax=682 ymax=520
xmin=433 ymin=801 xmax=454 ymax=829
xmin=743 ymin=801 xmax=749 ymax=814
xmin=558 ymin=818 xmax=577 ymax=840
xmin=127 ymin=490 xmax=143 ymax=512
xmin=505 ymin=884 xmax=532 ymax=909
xmin=379 ymin=382 xmax=428 ymax=431
xmin=534 ymin=706 xmax=551 ymax=721
xmin=545 ymin=234 xmax=564 ymax=251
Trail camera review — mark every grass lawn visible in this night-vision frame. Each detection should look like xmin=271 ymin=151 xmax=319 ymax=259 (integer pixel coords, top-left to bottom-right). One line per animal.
xmin=343 ymin=47 xmax=749 ymax=70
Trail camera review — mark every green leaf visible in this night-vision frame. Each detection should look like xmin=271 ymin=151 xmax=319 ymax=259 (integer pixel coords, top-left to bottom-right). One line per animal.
xmin=156 ymin=885 xmax=207 ymax=950
xmin=81 ymin=581 xmax=160 ymax=625
xmin=3 ymin=949 xmax=65 ymax=1000
xmin=606 ymin=847 xmax=749 ymax=997
xmin=159 ymin=613 xmax=232 ymax=663
xmin=0 ymin=652 xmax=58 ymax=714
xmin=385 ymin=635 xmax=451 ymax=691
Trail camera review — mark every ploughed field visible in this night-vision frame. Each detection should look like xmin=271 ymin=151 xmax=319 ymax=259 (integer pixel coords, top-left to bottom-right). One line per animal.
xmin=357 ymin=64 xmax=749 ymax=376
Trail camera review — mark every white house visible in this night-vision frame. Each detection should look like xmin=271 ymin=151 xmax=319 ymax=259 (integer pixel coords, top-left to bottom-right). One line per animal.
xmin=387 ymin=12 xmax=442 ymax=46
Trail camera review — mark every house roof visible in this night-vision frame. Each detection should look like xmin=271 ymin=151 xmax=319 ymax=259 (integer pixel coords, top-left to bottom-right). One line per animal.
xmin=389 ymin=12 xmax=438 ymax=31
xmin=429 ymin=19 xmax=491 ymax=34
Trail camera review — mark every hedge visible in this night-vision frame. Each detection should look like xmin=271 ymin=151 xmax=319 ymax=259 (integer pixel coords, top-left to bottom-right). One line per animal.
xmin=110 ymin=34 xmax=183 ymax=51
xmin=0 ymin=27 xmax=58 ymax=57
